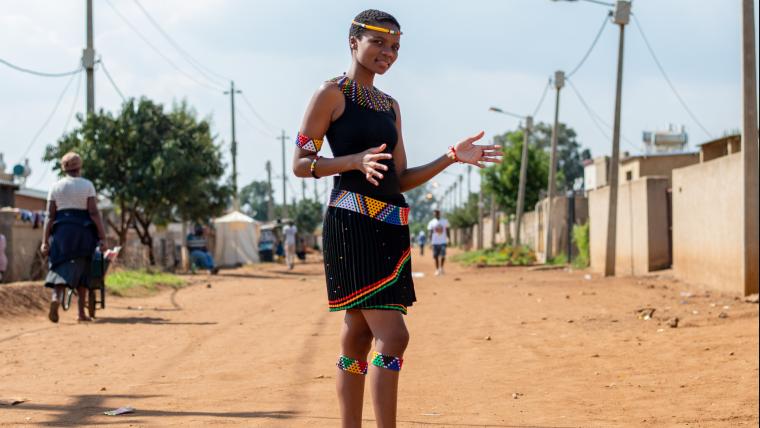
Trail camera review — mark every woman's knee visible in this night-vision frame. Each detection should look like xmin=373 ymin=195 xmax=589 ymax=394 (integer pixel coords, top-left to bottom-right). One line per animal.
xmin=377 ymin=326 xmax=409 ymax=354
xmin=341 ymin=325 xmax=374 ymax=354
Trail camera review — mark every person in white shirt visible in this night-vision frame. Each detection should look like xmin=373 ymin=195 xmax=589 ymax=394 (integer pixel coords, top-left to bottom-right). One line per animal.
xmin=427 ymin=209 xmax=450 ymax=275
xmin=283 ymin=221 xmax=298 ymax=270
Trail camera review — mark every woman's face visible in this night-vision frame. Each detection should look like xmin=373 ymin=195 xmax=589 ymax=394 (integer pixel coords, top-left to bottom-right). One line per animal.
xmin=350 ymin=24 xmax=401 ymax=75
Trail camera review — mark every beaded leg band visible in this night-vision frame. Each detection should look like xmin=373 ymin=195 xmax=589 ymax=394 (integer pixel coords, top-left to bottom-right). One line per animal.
xmin=337 ymin=355 xmax=369 ymax=375
xmin=371 ymin=351 xmax=404 ymax=371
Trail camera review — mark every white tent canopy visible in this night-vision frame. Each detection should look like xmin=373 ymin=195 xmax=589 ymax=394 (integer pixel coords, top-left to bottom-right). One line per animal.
xmin=213 ymin=211 xmax=260 ymax=266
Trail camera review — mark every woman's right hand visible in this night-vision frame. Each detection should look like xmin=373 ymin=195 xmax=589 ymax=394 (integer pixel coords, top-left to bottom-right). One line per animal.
xmin=40 ymin=243 xmax=49 ymax=257
xmin=354 ymin=144 xmax=392 ymax=186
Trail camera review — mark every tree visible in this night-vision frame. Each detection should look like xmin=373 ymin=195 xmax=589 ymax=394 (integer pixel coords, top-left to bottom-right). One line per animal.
xmin=531 ymin=122 xmax=591 ymax=191
xmin=403 ymin=183 xmax=436 ymax=235
xmin=291 ymin=199 xmax=323 ymax=235
xmin=240 ymin=180 xmax=272 ymax=221
xmin=44 ymin=97 xmax=231 ymax=265
xmin=448 ymin=193 xmax=479 ymax=229
xmin=482 ymin=128 xmax=550 ymax=215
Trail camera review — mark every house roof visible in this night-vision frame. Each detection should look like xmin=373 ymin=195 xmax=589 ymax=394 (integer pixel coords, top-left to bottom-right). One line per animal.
xmin=620 ymin=151 xmax=699 ymax=164
xmin=696 ymin=134 xmax=740 ymax=147
xmin=15 ymin=187 xmax=48 ymax=200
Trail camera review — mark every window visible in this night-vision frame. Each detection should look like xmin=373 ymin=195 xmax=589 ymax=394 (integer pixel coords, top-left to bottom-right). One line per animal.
xmin=625 ymin=171 xmax=633 ymax=181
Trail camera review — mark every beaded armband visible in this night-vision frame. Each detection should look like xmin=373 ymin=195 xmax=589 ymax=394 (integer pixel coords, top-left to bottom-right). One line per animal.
xmin=447 ymin=146 xmax=460 ymax=163
xmin=371 ymin=351 xmax=403 ymax=371
xmin=310 ymin=155 xmax=321 ymax=179
xmin=337 ymin=355 xmax=369 ymax=375
xmin=295 ymin=132 xmax=323 ymax=153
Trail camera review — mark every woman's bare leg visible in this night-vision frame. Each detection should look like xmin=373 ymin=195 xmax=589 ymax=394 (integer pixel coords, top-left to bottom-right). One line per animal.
xmin=361 ymin=310 xmax=409 ymax=428
xmin=337 ymin=309 xmax=374 ymax=428
xmin=76 ymin=286 xmax=90 ymax=321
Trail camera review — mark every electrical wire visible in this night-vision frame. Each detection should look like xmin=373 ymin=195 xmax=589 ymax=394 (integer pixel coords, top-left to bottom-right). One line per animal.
xmin=18 ymin=69 xmax=81 ymax=163
xmin=566 ymin=12 xmax=610 ymax=78
xmin=566 ymin=78 xmax=642 ymax=153
xmin=99 ymin=59 xmax=127 ymax=102
xmin=132 ymin=0 xmax=231 ymax=86
xmin=532 ymin=78 xmax=552 ymax=117
xmin=632 ymin=14 xmax=713 ymax=139
xmin=237 ymin=107 xmax=277 ymax=139
xmin=240 ymin=93 xmax=280 ymax=132
xmin=0 ymin=57 xmax=81 ymax=78
xmin=103 ymin=0 xmax=225 ymax=93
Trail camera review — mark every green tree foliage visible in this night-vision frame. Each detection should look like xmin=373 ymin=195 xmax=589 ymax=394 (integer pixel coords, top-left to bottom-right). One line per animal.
xmin=531 ymin=122 xmax=591 ymax=191
xmin=482 ymin=128 xmax=549 ymax=215
xmin=44 ymin=98 xmax=231 ymax=264
xmin=403 ymin=184 xmax=436 ymax=235
xmin=448 ymin=193 xmax=479 ymax=229
xmin=291 ymin=199 xmax=323 ymax=235
xmin=240 ymin=180 xmax=272 ymax=221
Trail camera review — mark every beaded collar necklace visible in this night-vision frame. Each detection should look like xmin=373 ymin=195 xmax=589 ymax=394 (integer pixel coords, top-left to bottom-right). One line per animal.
xmin=331 ymin=75 xmax=393 ymax=112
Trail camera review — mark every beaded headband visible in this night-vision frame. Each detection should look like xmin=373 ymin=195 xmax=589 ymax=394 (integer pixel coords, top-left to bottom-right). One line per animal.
xmin=351 ymin=20 xmax=402 ymax=35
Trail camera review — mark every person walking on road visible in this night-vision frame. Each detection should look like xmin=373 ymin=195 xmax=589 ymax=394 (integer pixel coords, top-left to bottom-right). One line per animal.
xmin=427 ymin=209 xmax=450 ymax=276
xmin=416 ymin=230 xmax=426 ymax=256
xmin=292 ymin=9 xmax=502 ymax=426
xmin=283 ymin=221 xmax=298 ymax=270
xmin=41 ymin=152 xmax=106 ymax=323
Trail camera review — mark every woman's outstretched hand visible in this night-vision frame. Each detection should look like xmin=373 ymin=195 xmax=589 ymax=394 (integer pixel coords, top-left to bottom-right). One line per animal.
xmin=354 ymin=143 xmax=393 ymax=186
xmin=453 ymin=131 xmax=503 ymax=168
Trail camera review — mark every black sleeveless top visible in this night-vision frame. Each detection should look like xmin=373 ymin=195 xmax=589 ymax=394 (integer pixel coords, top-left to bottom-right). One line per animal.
xmin=325 ymin=77 xmax=405 ymax=206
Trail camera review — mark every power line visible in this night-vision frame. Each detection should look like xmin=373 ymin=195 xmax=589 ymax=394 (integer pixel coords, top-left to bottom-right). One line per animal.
xmin=99 ymin=59 xmax=127 ymax=102
xmin=566 ymin=78 xmax=642 ymax=153
xmin=632 ymin=14 xmax=713 ymax=139
xmin=237 ymin=107 xmax=276 ymax=139
xmin=240 ymin=93 xmax=279 ymax=132
xmin=132 ymin=0 xmax=231 ymax=85
xmin=566 ymin=11 xmax=611 ymax=78
xmin=532 ymin=78 xmax=552 ymax=117
xmin=18 ymin=69 xmax=82 ymax=163
xmin=103 ymin=0 xmax=225 ymax=93
xmin=0 ymin=57 xmax=81 ymax=78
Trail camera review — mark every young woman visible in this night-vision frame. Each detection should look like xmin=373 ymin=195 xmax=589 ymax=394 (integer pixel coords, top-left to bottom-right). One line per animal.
xmin=292 ymin=9 xmax=501 ymax=427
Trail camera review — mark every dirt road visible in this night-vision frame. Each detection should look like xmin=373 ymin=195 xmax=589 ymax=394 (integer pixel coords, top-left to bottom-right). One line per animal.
xmin=1 ymin=250 xmax=757 ymax=427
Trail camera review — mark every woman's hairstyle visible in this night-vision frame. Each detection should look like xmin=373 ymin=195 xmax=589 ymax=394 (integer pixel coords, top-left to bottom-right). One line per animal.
xmin=349 ymin=9 xmax=400 ymax=38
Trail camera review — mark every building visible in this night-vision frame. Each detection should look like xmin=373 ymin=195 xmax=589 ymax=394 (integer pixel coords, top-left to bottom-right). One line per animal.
xmin=618 ymin=152 xmax=699 ymax=186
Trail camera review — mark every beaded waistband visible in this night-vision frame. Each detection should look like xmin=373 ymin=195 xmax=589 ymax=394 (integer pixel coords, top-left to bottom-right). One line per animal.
xmin=328 ymin=189 xmax=409 ymax=226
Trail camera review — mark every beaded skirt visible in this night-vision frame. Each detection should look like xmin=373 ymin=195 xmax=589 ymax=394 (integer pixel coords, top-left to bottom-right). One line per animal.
xmin=323 ymin=189 xmax=416 ymax=314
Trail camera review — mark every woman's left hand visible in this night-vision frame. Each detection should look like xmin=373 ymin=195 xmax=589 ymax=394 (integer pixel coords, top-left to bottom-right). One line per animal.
xmin=452 ymin=131 xmax=503 ymax=168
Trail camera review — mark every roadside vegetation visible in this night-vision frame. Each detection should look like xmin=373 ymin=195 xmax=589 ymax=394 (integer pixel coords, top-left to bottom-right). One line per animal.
xmin=105 ymin=269 xmax=186 ymax=297
xmin=453 ymin=245 xmax=536 ymax=267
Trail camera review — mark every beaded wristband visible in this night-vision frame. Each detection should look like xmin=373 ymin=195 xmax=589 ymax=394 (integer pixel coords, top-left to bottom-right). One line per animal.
xmin=295 ymin=132 xmax=323 ymax=153
xmin=371 ymin=351 xmax=403 ymax=371
xmin=448 ymin=145 xmax=460 ymax=163
xmin=310 ymin=155 xmax=321 ymax=178
xmin=337 ymin=355 xmax=368 ymax=375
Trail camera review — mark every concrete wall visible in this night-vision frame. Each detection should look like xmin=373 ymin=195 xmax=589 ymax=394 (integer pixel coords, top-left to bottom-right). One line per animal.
xmin=672 ymin=153 xmax=753 ymax=295
xmin=15 ymin=194 xmax=46 ymax=211
xmin=619 ymin=154 xmax=699 ymax=187
xmin=588 ymin=177 xmax=671 ymax=276
xmin=534 ymin=195 xmax=588 ymax=262
xmin=0 ymin=209 xmax=45 ymax=282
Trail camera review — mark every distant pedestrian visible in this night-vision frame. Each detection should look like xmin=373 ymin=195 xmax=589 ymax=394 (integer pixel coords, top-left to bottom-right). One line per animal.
xmin=283 ymin=221 xmax=298 ymax=270
xmin=416 ymin=230 xmax=426 ymax=256
xmin=187 ymin=225 xmax=219 ymax=275
xmin=0 ymin=233 xmax=7 ymax=282
xmin=427 ymin=209 xmax=450 ymax=275
xmin=41 ymin=152 xmax=107 ymax=322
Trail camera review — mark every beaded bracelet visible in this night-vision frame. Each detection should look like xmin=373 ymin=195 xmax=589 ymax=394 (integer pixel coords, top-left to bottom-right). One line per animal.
xmin=310 ymin=155 xmax=321 ymax=178
xmin=448 ymin=146 xmax=460 ymax=163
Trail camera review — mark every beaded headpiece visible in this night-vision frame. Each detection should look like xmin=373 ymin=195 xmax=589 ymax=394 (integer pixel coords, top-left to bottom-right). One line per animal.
xmin=351 ymin=20 xmax=403 ymax=35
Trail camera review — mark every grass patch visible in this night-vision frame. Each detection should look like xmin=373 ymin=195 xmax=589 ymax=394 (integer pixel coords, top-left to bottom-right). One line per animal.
xmin=105 ymin=269 xmax=186 ymax=297
xmin=547 ymin=252 xmax=568 ymax=266
xmin=572 ymin=222 xmax=590 ymax=268
xmin=453 ymin=245 xmax=536 ymax=267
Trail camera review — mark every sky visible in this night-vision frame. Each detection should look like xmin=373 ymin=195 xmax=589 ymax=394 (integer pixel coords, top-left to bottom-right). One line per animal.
xmin=1 ymin=0 xmax=758 ymax=207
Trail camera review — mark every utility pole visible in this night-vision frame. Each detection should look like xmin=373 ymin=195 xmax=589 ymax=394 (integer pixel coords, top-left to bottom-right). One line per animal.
xmin=741 ymin=0 xmax=759 ymax=293
xmin=604 ymin=1 xmax=631 ymax=276
xmin=545 ymin=70 xmax=564 ymax=262
xmin=313 ymin=180 xmax=319 ymax=201
xmin=265 ymin=161 xmax=274 ymax=221
xmin=277 ymin=130 xmax=290 ymax=218
xmin=477 ymin=183 xmax=484 ymax=250
xmin=83 ymin=0 xmax=95 ymax=114
xmin=490 ymin=194 xmax=497 ymax=248
xmin=458 ymin=175 xmax=463 ymax=209
xmin=515 ymin=116 xmax=533 ymax=246
xmin=224 ymin=81 xmax=242 ymax=209
xmin=467 ymin=165 xmax=472 ymax=196
xmin=301 ymin=179 xmax=306 ymax=201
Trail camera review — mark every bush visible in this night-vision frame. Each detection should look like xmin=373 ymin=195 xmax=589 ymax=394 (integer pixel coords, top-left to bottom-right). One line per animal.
xmin=572 ymin=222 xmax=590 ymax=268
xmin=452 ymin=245 xmax=536 ymax=267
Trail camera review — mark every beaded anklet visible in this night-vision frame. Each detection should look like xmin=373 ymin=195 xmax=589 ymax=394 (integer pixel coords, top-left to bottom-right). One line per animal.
xmin=371 ymin=351 xmax=404 ymax=371
xmin=337 ymin=355 xmax=369 ymax=375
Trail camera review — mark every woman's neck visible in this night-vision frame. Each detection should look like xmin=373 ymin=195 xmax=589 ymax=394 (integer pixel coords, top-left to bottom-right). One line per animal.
xmin=346 ymin=61 xmax=375 ymax=87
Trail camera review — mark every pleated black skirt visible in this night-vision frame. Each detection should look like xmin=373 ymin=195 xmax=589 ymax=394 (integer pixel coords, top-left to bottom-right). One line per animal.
xmin=322 ymin=194 xmax=416 ymax=314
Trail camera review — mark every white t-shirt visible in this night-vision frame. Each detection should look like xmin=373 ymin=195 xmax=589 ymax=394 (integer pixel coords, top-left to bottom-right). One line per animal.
xmin=48 ymin=176 xmax=96 ymax=210
xmin=427 ymin=218 xmax=449 ymax=245
xmin=283 ymin=224 xmax=298 ymax=246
